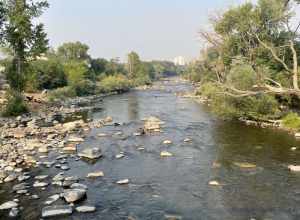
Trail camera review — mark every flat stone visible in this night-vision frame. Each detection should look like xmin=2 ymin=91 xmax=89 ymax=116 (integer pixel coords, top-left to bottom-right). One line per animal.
xmin=63 ymin=188 xmax=86 ymax=203
xmin=87 ymin=171 xmax=104 ymax=178
xmin=160 ymin=151 xmax=173 ymax=157
xmin=288 ymin=165 xmax=300 ymax=172
xmin=115 ymin=154 xmax=125 ymax=159
xmin=163 ymin=140 xmax=172 ymax=144
xmin=233 ymin=162 xmax=256 ymax=169
xmin=35 ymin=175 xmax=48 ymax=180
xmin=75 ymin=205 xmax=96 ymax=213
xmin=33 ymin=181 xmax=48 ymax=188
xmin=68 ymin=137 xmax=84 ymax=142
xmin=38 ymin=146 xmax=49 ymax=153
xmin=209 ymin=180 xmax=220 ymax=186
xmin=0 ymin=201 xmax=18 ymax=210
xmin=4 ymin=173 xmax=17 ymax=182
xmin=42 ymin=205 xmax=73 ymax=218
xmin=164 ymin=214 xmax=183 ymax=220
xmin=70 ymin=183 xmax=88 ymax=190
xmin=9 ymin=207 xmax=19 ymax=217
xmin=78 ymin=147 xmax=102 ymax=159
xmin=116 ymin=179 xmax=129 ymax=185
xmin=45 ymin=194 xmax=60 ymax=205
xmin=97 ymin=133 xmax=107 ymax=137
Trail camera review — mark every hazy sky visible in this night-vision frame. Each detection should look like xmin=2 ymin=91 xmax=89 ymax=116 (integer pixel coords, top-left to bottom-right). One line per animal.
xmin=40 ymin=0 xmax=298 ymax=61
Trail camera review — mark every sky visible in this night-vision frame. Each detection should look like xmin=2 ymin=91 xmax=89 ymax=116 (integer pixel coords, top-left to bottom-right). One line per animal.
xmin=40 ymin=0 xmax=299 ymax=62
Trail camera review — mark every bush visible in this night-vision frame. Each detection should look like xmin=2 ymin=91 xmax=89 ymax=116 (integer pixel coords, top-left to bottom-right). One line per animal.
xmin=48 ymin=86 xmax=76 ymax=101
xmin=282 ymin=113 xmax=300 ymax=131
xmin=97 ymin=74 xmax=132 ymax=93
xmin=63 ymin=61 xmax=90 ymax=85
xmin=27 ymin=59 xmax=67 ymax=91
xmin=2 ymin=92 xmax=28 ymax=116
xmin=197 ymin=82 xmax=222 ymax=98
xmin=72 ymin=80 xmax=96 ymax=96
xmin=133 ymin=74 xmax=152 ymax=86
xmin=226 ymin=64 xmax=257 ymax=90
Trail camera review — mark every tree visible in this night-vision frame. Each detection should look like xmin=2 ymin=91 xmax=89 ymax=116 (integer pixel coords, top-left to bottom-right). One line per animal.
xmin=0 ymin=0 xmax=49 ymax=115
xmin=127 ymin=51 xmax=141 ymax=79
xmin=57 ymin=42 xmax=90 ymax=62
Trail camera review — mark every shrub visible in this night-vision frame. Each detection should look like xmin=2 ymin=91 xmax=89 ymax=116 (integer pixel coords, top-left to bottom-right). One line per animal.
xmin=27 ymin=59 xmax=67 ymax=91
xmin=2 ymin=92 xmax=28 ymax=116
xmin=133 ymin=74 xmax=152 ymax=86
xmin=226 ymin=64 xmax=257 ymax=90
xmin=63 ymin=61 xmax=90 ymax=85
xmin=197 ymin=82 xmax=222 ymax=98
xmin=48 ymin=86 xmax=76 ymax=101
xmin=72 ymin=80 xmax=96 ymax=96
xmin=282 ymin=113 xmax=300 ymax=131
xmin=97 ymin=74 xmax=132 ymax=93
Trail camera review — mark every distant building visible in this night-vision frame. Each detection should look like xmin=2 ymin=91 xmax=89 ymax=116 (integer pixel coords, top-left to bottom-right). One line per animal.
xmin=173 ymin=56 xmax=186 ymax=66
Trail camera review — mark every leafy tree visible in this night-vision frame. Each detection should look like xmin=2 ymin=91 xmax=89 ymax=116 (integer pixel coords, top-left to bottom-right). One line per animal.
xmin=127 ymin=51 xmax=141 ymax=79
xmin=57 ymin=42 xmax=90 ymax=62
xmin=0 ymin=0 xmax=49 ymax=116
xmin=90 ymin=58 xmax=108 ymax=76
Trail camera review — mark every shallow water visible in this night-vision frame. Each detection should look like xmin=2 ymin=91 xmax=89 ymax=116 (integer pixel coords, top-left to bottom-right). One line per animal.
xmin=1 ymin=78 xmax=300 ymax=220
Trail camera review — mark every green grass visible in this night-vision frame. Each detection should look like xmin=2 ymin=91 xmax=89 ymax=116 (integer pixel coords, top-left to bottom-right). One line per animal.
xmin=282 ymin=113 xmax=300 ymax=131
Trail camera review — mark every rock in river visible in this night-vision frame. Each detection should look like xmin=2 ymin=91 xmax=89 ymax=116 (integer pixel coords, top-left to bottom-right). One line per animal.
xmin=288 ymin=165 xmax=300 ymax=172
xmin=75 ymin=205 xmax=96 ymax=213
xmin=160 ymin=151 xmax=173 ymax=157
xmin=42 ymin=205 xmax=73 ymax=218
xmin=87 ymin=171 xmax=104 ymax=178
xmin=63 ymin=188 xmax=87 ymax=203
xmin=78 ymin=147 xmax=102 ymax=159
xmin=0 ymin=201 xmax=18 ymax=210
xmin=116 ymin=179 xmax=130 ymax=185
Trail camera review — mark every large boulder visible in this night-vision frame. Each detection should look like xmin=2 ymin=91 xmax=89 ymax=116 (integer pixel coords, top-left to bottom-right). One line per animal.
xmin=78 ymin=147 xmax=102 ymax=159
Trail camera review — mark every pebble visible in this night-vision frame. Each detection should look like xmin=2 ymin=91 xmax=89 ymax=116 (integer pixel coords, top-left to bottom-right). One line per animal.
xmin=75 ymin=205 xmax=96 ymax=213
xmin=160 ymin=151 xmax=173 ymax=157
xmin=116 ymin=179 xmax=129 ymax=185
xmin=87 ymin=171 xmax=104 ymax=178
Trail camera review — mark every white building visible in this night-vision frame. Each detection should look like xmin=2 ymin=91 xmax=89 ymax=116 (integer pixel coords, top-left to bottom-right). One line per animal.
xmin=173 ymin=56 xmax=186 ymax=66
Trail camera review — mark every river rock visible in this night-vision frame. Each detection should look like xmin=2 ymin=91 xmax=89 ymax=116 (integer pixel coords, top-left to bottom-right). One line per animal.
xmin=144 ymin=116 xmax=164 ymax=131
xmin=4 ymin=173 xmax=17 ymax=182
xmin=9 ymin=207 xmax=19 ymax=217
xmin=67 ymin=136 xmax=84 ymax=143
xmin=288 ymin=165 xmax=300 ymax=172
xmin=160 ymin=151 xmax=173 ymax=157
xmin=33 ymin=181 xmax=48 ymax=188
xmin=45 ymin=194 xmax=60 ymax=205
xmin=78 ymin=147 xmax=102 ymax=159
xmin=35 ymin=175 xmax=48 ymax=180
xmin=42 ymin=205 xmax=73 ymax=218
xmin=62 ymin=120 xmax=85 ymax=132
xmin=63 ymin=188 xmax=87 ymax=203
xmin=70 ymin=183 xmax=88 ymax=190
xmin=115 ymin=153 xmax=125 ymax=159
xmin=164 ymin=214 xmax=183 ymax=220
xmin=0 ymin=201 xmax=18 ymax=210
xmin=163 ymin=140 xmax=172 ymax=144
xmin=209 ymin=180 xmax=220 ymax=186
xmin=87 ymin=171 xmax=104 ymax=178
xmin=38 ymin=146 xmax=49 ymax=153
xmin=75 ymin=205 xmax=96 ymax=213
xmin=116 ymin=179 xmax=129 ymax=185
xmin=233 ymin=162 xmax=256 ymax=169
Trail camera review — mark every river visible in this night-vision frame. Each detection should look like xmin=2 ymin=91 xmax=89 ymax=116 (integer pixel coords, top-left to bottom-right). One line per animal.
xmin=1 ymin=77 xmax=300 ymax=220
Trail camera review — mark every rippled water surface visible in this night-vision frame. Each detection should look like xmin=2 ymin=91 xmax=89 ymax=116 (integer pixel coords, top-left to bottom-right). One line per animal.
xmin=1 ymin=78 xmax=300 ymax=220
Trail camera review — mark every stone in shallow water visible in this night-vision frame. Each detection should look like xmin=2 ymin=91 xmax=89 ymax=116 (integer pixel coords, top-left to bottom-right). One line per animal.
xmin=233 ymin=162 xmax=256 ymax=169
xmin=9 ymin=207 xmax=19 ymax=217
xmin=78 ymin=147 xmax=102 ymax=159
xmin=68 ymin=136 xmax=84 ymax=142
xmin=33 ymin=181 xmax=48 ymax=188
xmin=35 ymin=175 xmax=48 ymax=180
xmin=87 ymin=171 xmax=104 ymax=178
xmin=45 ymin=194 xmax=60 ymax=205
xmin=70 ymin=183 xmax=88 ymax=190
xmin=160 ymin=151 xmax=173 ymax=157
xmin=209 ymin=180 xmax=220 ymax=186
xmin=42 ymin=205 xmax=73 ymax=218
xmin=4 ymin=173 xmax=17 ymax=182
xmin=163 ymin=140 xmax=172 ymax=144
xmin=75 ymin=205 xmax=96 ymax=213
xmin=115 ymin=154 xmax=125 ymax=159
xmin=288 ymin=165 xmax=300 ymax=172
xmin=116 ymin=179 xmax=129 ymax=185
xmin=164 ymin=214 xmax=183 ymax=220
xmin=63 ymin=188 xmax=86 ymax=203
xmin=0 ymin=201 xmax=18 ymax=210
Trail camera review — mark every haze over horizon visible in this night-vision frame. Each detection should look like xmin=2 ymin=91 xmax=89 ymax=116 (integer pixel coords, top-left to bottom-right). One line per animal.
xmin=41 ymin=0 xmax=252 ymax=62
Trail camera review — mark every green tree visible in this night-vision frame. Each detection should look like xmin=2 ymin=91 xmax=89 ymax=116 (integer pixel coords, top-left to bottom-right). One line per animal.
xmin=127 ymin=51 xmax=141 ymax=79
xmin=57 ymin=42 xmax=90 ymax=62
xmin=0 ymin=0 xmax=49 ymax=115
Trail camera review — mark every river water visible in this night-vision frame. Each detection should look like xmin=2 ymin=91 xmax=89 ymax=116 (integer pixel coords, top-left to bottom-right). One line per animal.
xmin=1 ymin=78 xmax=300 ymax=220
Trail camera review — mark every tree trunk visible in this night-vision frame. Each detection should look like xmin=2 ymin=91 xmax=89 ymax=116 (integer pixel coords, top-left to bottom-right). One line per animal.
xmin=290 ymin=40 xmax=299 ymax=90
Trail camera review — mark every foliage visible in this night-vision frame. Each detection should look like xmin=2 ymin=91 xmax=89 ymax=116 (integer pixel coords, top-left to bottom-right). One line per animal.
xmin=2 ymin=91 xmax=28 ymax=116
xmin=72 ymin=79 xmax=95 ymax=96
xmin=63 ymin=61 xmax=89 ymax=85
xmin=282 ymin=113 xmax=300 ymax=131
xmin=27 ymin=58 xmax=67 ymax=91
xmin=57 ymin=42 xmax=90 ymax=62
xmin=97 ymin=74 xmax=132 ymax=93
xmin=226 ymin=64 xmax=257 ymax=90
xmin=48 ymin=86 xmax=76 ymax=101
